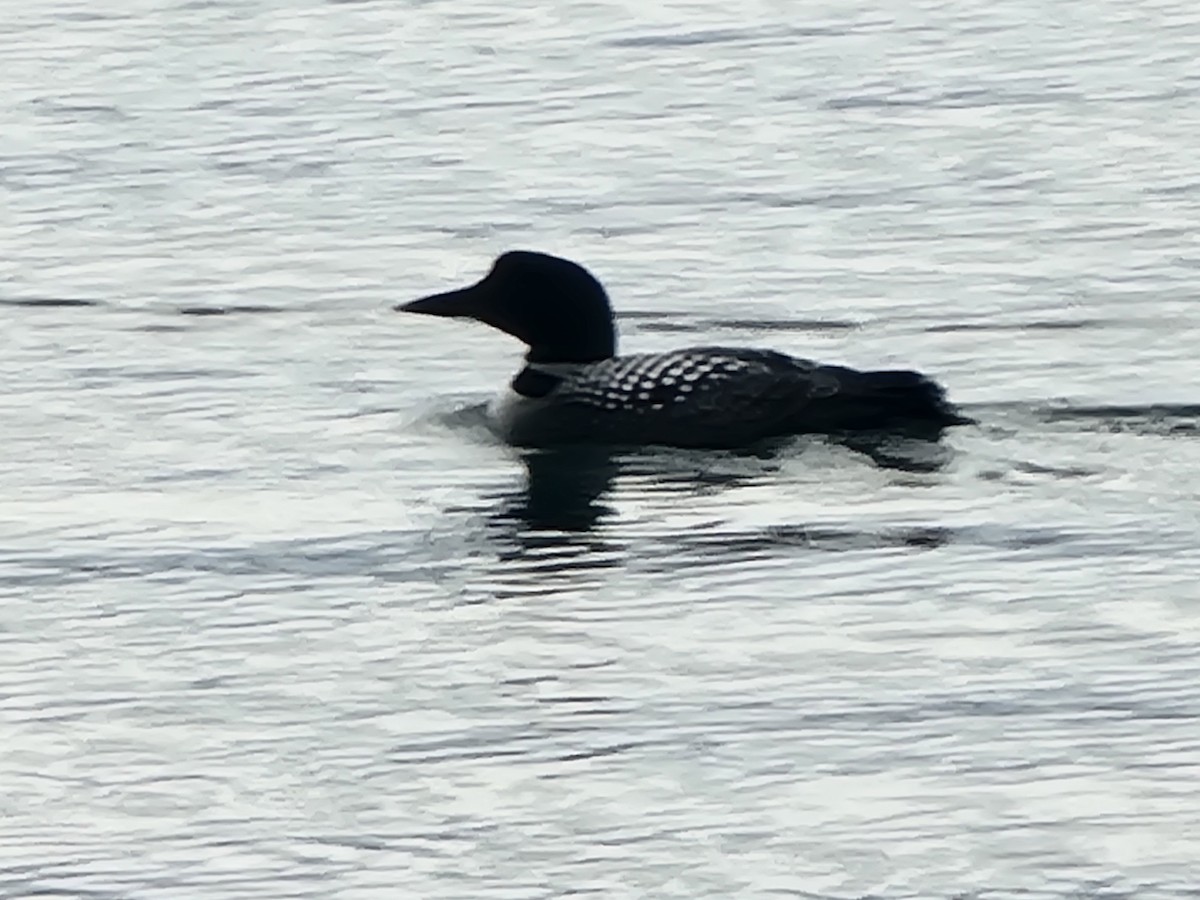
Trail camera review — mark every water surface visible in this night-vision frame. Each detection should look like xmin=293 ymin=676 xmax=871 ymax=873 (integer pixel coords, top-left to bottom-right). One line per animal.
xmin=4 ymin=0 xmax=1200 ymax=897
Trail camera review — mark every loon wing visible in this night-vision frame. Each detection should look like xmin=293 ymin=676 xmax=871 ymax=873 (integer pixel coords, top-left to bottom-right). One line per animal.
xmin=554 ymin=348 xmax=835 ymax=448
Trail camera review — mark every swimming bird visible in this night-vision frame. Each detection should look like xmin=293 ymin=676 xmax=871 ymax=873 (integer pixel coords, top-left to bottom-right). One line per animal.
xmin=397 ymin=251 xmax=970 ymax=449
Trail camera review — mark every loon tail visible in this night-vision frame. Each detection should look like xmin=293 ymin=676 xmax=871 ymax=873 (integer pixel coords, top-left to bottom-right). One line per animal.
xmin=799 ymin=367 xmax=974 ymax=436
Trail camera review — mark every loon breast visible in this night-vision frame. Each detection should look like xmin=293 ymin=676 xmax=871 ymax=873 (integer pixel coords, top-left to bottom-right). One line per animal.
xmin=486 ymin=387 xmax=551 ymax=442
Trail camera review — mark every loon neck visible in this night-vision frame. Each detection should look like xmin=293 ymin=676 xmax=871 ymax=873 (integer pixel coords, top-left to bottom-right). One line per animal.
xmin=523 ymin=340 xmax=615 ymax=365
xmin=511 ymin=361 xmax=581 ymax=399
xmin=525 ymin=359 xmax=592 ymax=374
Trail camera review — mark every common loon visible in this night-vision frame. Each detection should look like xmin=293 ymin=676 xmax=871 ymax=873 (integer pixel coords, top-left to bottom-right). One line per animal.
xmin=397 ymin=251 xmax=971 ymax=449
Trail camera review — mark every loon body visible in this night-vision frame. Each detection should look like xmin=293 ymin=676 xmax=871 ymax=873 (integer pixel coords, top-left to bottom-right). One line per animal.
xmin=398 ymin=251 xmax=970 ymax=449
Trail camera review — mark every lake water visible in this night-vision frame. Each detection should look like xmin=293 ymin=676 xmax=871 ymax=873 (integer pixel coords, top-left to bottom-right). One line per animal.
xmin=3 ymin=1 xmax=1200 ymax=897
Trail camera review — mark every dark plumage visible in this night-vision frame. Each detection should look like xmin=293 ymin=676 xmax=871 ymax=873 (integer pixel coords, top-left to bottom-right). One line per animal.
xmin=398 ymin=251 xmax=971 ymax=449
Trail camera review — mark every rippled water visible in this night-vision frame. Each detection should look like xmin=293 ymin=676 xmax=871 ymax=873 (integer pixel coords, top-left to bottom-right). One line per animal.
xmin=4 ymin=1 xmax=1200 ymax=897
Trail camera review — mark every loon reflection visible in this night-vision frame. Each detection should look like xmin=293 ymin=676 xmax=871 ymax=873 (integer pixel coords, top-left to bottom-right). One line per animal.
xmin=488 ymin=431 xmax=954 ymax=537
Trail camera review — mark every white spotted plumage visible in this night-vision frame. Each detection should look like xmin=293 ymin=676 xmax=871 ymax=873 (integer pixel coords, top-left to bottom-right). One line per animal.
xmin=552 ymin=349 xmax=822 ymax=414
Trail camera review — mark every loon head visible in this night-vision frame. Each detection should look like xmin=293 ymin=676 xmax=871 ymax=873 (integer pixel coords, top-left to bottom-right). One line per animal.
xmin=397 ymin=251 xmax=617 ymax=363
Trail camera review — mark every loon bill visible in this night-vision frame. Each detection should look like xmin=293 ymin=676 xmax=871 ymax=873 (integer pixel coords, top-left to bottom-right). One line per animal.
xmin=396 ymin=251 xmax=972 ymax=449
